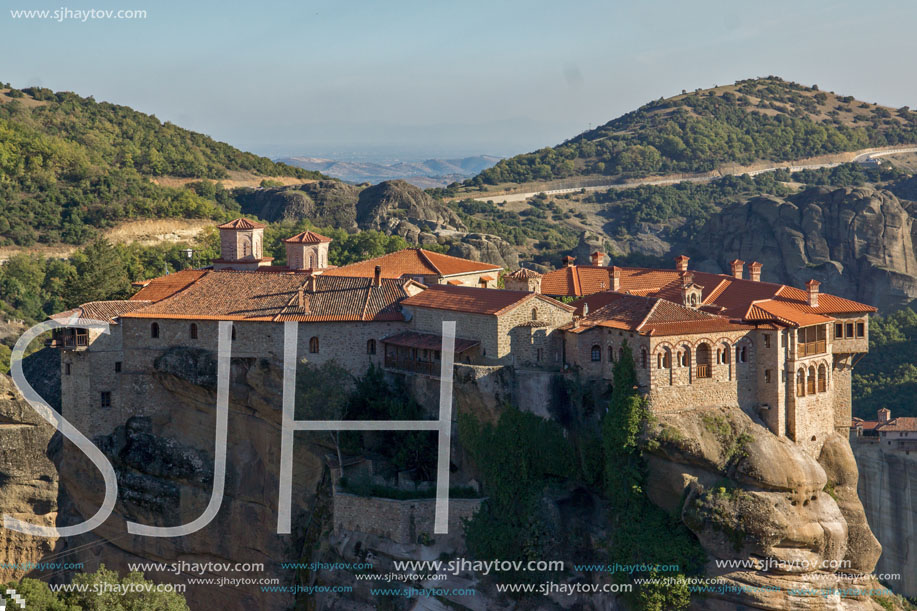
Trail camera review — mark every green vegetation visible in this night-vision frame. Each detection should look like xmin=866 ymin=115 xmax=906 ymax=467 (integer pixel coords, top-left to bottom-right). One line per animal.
xmin=468 ymin=77 xmax=917 ymax=186
xmin=853 ymin=305 xmax=917 ymax=418
xmin=0 ymin=85 xmax=324 ymax=245
xmin=6 ymin=565 xmax=189 ymax=610
xmin=448 ymin=195 xmax=579 ymax=251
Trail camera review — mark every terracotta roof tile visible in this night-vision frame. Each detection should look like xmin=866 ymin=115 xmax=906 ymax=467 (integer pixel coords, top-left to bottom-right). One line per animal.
xmin=217 ymin=218 xmax=266 ymax=230
xmin=507 ymin=267 xmax=542 ymax=279
xmin=323 ymin=248 xmax=501 ymax=279
xmin=130 ymin=270 xmax=208 ymax=302
xmin=402 ymin=284 xmax=573 ymax=316
xmin=877 ymin=417 xmax=917 ymax=432
xmin=51 ymin=300 xmax=153 ymax=324
xmin=283 ymin=231 xmax=332 ymax=244
xmin=122 ymin=271 xmax=410 ymax=322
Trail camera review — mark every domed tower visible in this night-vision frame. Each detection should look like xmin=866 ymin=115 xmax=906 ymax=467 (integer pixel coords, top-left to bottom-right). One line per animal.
xmin=284 ymin=230 xmax=333 ymax=271
xmin=213 ymin=218 xmax=272 ymax=270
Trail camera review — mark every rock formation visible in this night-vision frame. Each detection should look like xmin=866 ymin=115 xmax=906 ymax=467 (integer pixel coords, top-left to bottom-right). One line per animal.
xmin=696 ymin=187 xmax=917 ymax=311
xmin=646 ymin=406 xmax=893 ymax=610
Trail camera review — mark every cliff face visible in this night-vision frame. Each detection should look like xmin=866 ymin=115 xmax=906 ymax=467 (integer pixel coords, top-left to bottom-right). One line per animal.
xmin=646 ymin=406 xmax=889 ymax=610
xmin=696 ymin=187 xmax=917 ymax=311
xmin=0 ymin=374 xmax=60 ymax=582
xmin=852 ymin=438 xmax=917 ymax=597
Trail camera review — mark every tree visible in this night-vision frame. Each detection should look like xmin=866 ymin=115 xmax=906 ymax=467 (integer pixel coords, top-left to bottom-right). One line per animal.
xmin=296 ymin=360 xmax=353 ymax=474
xmin=64 ymin=238 xmax=130 ymax=307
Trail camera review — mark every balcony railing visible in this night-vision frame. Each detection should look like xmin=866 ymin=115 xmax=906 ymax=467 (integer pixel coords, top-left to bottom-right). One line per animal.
xmin=384 ymin=355 xmax=438 ymax=376
xmin=696 ymin=363 xmax=711 ymax=378
xmin=797 ymin=340 xmax=826 ymax=357
xmin=48 ymin=333 xmax=89 ymax=349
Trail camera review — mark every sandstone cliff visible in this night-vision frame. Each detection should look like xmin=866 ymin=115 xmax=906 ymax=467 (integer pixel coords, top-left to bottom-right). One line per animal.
xmin=695 ymin=187 xmax=917 ymax=311
xmin=852 ymin=438 xmax=917 ymax=597
xmin=645 ymin=406 xmax=895 ymax=610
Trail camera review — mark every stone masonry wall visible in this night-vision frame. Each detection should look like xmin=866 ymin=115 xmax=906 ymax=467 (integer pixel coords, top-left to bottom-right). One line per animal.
xmin=332 ymin=491 xmax=483 ymax=545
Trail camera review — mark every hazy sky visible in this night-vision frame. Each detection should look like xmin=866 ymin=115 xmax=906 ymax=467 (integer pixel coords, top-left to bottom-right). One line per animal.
xmin=3 ymin=0 xmax=916 ymax=160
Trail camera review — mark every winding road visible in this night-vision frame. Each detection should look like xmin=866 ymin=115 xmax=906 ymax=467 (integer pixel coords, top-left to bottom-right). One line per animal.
xmin=471 ymin=145 xmax=917 ymax=204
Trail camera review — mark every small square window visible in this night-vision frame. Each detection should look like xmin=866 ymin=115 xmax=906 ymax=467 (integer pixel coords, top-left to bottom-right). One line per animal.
xmin=100 ymin=391 xmax=111 ymax=408
xmin=764 ymin=334 xmax=771 ymax=348
xmin=845 ymin=323 xmax=854 ymax=338
xmin=114 ymin=361 xmax=122 ymax=373
xmin=856 ymin=322 xmax=865 ymax=338
xmin=764 ymin=369 xmax=772 ymax=383
xmin=65 ymin=363 xmax=71 ymax=375
xmin=835 ymin=323 xmax=844 ymax=339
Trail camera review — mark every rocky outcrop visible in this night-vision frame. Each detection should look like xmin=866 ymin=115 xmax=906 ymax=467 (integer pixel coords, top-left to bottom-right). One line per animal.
xmin=356 ymin=179 xmax=467 ymax=238
xmin=696 ymin=187 xmax=917 ymax=311
xmin=445 ymin=233 xmax=519 ymax=269
xmin=852 ymin=438 xmax=917 ymax=597
xmin=646 ymin=406 xmax=891 ymax=610
xmin=0 ymin=373 xmax=60 ymax=582
xmin=238 ymin=180 xmax=361 ymax=228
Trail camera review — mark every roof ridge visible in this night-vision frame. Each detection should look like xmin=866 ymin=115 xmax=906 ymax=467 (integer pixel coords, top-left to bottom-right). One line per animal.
xmin=360 ymin=280 xmax=372 ymax=321
xmin=415 ymin=248 xmax=443 ymax=275
xmin=635 ymin=298 xmax=662 ymax=331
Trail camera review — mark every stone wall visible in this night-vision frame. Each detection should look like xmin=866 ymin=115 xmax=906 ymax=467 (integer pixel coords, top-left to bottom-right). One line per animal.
xmin=332 ymin=491 xmax=483 ymax=545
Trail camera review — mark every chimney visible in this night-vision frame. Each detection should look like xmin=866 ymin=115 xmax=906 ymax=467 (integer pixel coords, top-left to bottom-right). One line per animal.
xmin=748 ymin=261 xmax=763 ymax=282
xmin=806 ymin=279 xmax=820 ymax=308
xmin=730 ymin=259 xmax=744 ymax=279
xmin=681 ymin=271 xmax=694 ymax=287
xmin=296 ymin=286 xmax=309 ymax=313
xmin=563 ymin=255 xmax=575 ymax=268
xmin=878 ymin=408 xmax=891 ymax=423
xmin=590 ymin=251 xmax=606 ymax=266
xmin=611 ymin=267 xmax=621 ymax=291
xmin=373 ymin=265 xmax=382 ymax=287
xmin=674 ymin=255 xmax=689 ymax=273
xmin=583 ymin=302 xmax=589 ymax=316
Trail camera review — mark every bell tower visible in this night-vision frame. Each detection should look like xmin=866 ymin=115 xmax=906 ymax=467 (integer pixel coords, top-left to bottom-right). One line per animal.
xmin=213 ymin=218 xmax=273 ymax=270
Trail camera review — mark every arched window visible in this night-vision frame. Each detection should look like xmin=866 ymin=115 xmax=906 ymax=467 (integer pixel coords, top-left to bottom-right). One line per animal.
xmin=608 ymin=345 xmax=615 ymax=362
xmin=722 ymin=343 xmax=730 ymax=364
xmin=309 ymin=253 xmax=315 ymax=268
xmin=367 ymin=339 xmax=376 ymax=355
xmin=663 ymin=349 xmax=672 ymax=369
xmin=242 ymin=236 xmax=252 ymax=257
xmin=591 ymin=345 xmax=601 ymax=362
xmin=739 ymin=346 xmax=747 ymax=363
xmin=696 ymin=343 xmax=711 ymax=378
xmin=309 ymin=336 xmax=319 ymax=354
xmin=150 ymin=322 xmax=159 ymax=338
xmin=641 ymin=348 xmax=648 ymax=369
xmin=807 ymin=366 xmax=816 ymax=395
xmin=657 ymin=353 xmax=663 ymax=369
xmin=680 ymin=346 xmax=691 ymax=368
xmin=189 ymin=323 xmax=198 ymax=340
xmin=231 ymin=326 xmax=237 ymax=341
xmin=796 ymin=369 xmax=806 ymax=397
xmin=818 ymin=364 xmax=827 ymax=393
xmin=531 ymin=307 xmax=538 ymax=321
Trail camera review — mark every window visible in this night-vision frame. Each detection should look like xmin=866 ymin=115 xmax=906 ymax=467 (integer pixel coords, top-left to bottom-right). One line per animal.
xmin=608 ymin=345 xmax=615 ymax=362
xmin=764 ymin=334 xmax=771 ymax=348
xmin=797 ymin=325 xmax=826 ymax=357
xmin=65 ymin=363 xmax=71 ymax=375
xmin=662 ymin=350 xmax=672 ymax=369
xmin=818 ymin=364 xmax=827 ymax=392
xmin=739 ymin=346 xmax=747 ymax=363
xmin=695 ymin=344 xmax=711 ymax=378
xmin=100 ymin=391 xmax=111 ymax=408
xmin=115 ymin=361 xmax=122 ymax=373
xmin=796 ymin=369 xmax=805 ymax=397
xmin=657 ymin=353 xmax=663 ymax=369
xmin=150 ymin=322 xmax=159 ymax=338
xmin=309 ymin=337 xmax=319 ymax=353
xmin=641 ymin=348 xmax=648 ymax=369
xmin=764 ymin=369 xmax=771 ymax=383
xmin=190 ymin=323 xmax=198 ymax=340
xmin=845 ymin=323 xmax=854 ymax=338
xmin=835 ymin=323 xmax=844 ymax=339
xmin=536 ymin=348 xmax=543 ymax=362
xmin=679 ymin=347 xmax=690 ymax=368
xmin=591 ymin=345 xmax=601 ymax=362
xmin=531 ymin=308 xmax=538 ymax=321
xmin=367 ymin=339 xmax=376 ymax=355
xmin=856 ymin=322 xmax=865 ymax=338
xmin=231 ymin=326 xmax=237 ymax=341
xmin=807 ymin=366 xmax=816 ymax=395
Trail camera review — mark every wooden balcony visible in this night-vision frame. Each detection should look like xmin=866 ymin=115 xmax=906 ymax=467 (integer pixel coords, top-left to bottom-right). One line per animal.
xmin=797 ymin=340 xmax=826 ymax=358
xmin=384 ymin=355 xmax=438 ymax=377
xmin=47 ymin=330 xmax=89 ymax=350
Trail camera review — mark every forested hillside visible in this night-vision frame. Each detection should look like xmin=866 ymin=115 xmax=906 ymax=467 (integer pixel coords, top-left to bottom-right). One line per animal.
xmin=468 ymin=77 xmax=917 ymax=186
xmin=0 ymin=84 xmax=324 ymax=245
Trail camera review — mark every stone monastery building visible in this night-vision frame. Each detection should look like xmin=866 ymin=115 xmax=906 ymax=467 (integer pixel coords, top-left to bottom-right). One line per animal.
xmin=51 ymin=219 xmax=876 ymax=457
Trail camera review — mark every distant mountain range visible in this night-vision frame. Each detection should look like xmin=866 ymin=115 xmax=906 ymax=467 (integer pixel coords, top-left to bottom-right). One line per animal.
xmin=278 ymin=155 xmax=501 ymax=187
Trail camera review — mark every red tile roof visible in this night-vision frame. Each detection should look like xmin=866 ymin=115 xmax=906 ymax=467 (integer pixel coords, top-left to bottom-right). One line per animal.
xmin=507 ymin=267 xmax=542 ymax=279
xmin=542 ymin=263 xmax=876 ymax=328
xmin=877 ymin=417 xmax=917 ymax=433
xmin=402 ymin=284 xmax=574 ymax=316
xmin=382 ymin=331 xmax=480 ymax=353
xmin=283 ymin=231 xmax=332 ymax=244
xmin=217 ymin=218 xmax=266 ymax=230
xmin=121 ymin=271 xmax=411 ymax=322
xmin=130 ymin=270 xmax=208 ymax=302
xmin=323 ymin=248 xmax=501 ymax=279
xmin=51 ymin=300 xmax=154 ymax=324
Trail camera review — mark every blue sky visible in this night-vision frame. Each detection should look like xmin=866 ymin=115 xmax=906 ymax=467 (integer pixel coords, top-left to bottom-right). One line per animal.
xmin=3 ymin=0 xmax=916 ymax=160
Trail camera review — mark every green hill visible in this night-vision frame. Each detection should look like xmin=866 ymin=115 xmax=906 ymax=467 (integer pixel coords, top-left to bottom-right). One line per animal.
xmin=467 ymin=76 xmax=917 ymax=186
xmin=0 ymin=83 xmax=326 ymax=246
